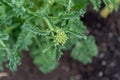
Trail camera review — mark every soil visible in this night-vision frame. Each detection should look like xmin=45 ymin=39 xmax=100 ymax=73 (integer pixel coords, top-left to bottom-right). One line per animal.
xmin=1 ymin=8 xmax=120 ymax=80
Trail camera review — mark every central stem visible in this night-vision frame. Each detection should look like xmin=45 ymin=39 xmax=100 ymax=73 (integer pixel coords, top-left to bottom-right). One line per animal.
xmin=42 ymin=13 xmax=55 ymax=31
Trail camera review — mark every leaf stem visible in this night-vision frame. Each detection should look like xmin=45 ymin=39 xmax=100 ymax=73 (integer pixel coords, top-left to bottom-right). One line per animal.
xmin=0 ymin=40 xmax=11 ymax=55
xmin=67 ymin=0 xmax=72 ymax=12
xmin=41 ymin=13 xmax=55 ymax=31
xmin=0 ymin=40 xmax=6 ymax=47
xmin=4 ymin=25 xmax=19 ymax=33
xmin=34 ymin=37 xmax=48 ymax=63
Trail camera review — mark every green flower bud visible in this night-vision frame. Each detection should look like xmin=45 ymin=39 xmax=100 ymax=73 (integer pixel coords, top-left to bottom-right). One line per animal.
xmin=54 ymin=28 xmax=68 ymax=46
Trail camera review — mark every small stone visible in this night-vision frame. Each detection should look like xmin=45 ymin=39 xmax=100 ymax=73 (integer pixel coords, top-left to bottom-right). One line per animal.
xmin=118 ymin=36 xmax=120 ymax=42
xmin=108 ymin=32 xmax=113 ymax=38
xmin=75 ymin=74 xmax=81 ymax=80
xmin=98 ymin=71 xmax=103 ymax=77
xmin=114 ymin=73 xmax=120 ymax=80
xmin=109 ymin=62 xmax=116 ymax=67
xmin=101 ymin=60 xmax=106 ymax=66
xmin=61 ymin=66 xmax=70 ymax=72
xmin=99 ymin=53 xmax=105 ymax=59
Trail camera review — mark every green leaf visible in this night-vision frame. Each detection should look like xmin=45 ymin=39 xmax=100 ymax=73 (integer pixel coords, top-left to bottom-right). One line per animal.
xmin=0 ymin=51 xmax=6 ymax=71
xmin=0 ymin=33 xmax=9 ymax=41
xmin=0 ymin=40 xmax=20 ymax=71
xmin=110 ymin=0 xmax=119 ymax=11
xmin=0 ymin=2 xmax=6 ymax=19
xmin=73 ymin=0 xmax=89 ymax=10
xmin=71 ymin=36 xmax=98 ymax=64
xmin=22 ymin=23 xmax=50 ymax=36
xmin=33 ymin=46 xmax=59 ymax=73
xmin=6 ymin=49 xmax=21 ymax=71
xmin=31 ymin=37 xmax=63 ymax=73
xmin=67 ymin=19 xmax=87 ymax=39
xmin=15 ymin=28 xmax=34 ymax=51
xmin=90 ymin=0 xmax=101 ymax=11
xmin=55 ymin=46 xmax=63 ymax=60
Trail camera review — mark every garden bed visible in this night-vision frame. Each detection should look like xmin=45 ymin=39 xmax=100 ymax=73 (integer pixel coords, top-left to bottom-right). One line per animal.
xmin=2 ymin=8 xmax=120 ymax=80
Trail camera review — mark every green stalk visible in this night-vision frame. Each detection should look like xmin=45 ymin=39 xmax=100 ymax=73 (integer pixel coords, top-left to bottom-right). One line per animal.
xmin=67 ymin=0 xmax=72 ymax=12
xmin=34 ymin=37 xmax=48 ymax=63
xmin=0 ymin=40 xmax=6 ymax=47
xmin=41 ymin=13 xmax=55 ymax=31
xmin=4 ymin=26 xmax=19 ymax=33
xmin=0 ymin=40 xmax=11 ymax=55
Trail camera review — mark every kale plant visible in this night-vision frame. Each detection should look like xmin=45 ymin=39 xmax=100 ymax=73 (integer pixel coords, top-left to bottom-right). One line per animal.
xmin=0 ymin=0 xmax=119 ymax=73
